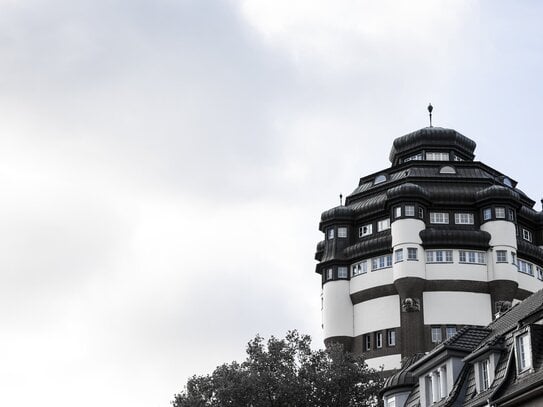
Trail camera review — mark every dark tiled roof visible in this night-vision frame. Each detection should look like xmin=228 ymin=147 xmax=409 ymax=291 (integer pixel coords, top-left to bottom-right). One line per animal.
xmin=420 ymin=228 xmax=491 ymax=250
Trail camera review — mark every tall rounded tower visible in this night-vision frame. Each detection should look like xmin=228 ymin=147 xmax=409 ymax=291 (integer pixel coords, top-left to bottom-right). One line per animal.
xmin=315 ymin=125 xmax=543 ymax=371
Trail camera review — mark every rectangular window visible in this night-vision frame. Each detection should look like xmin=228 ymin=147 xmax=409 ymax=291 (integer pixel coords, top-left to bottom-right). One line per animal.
xmin=326 ymin=268 xmax=333 ymax=280
xmin=446 ymin=326 xmax=457 ymax=339
xmin=395 ymin=249 xmax=403 ymax=263
xmin=405 ymin=205 xmax=415 ymax=217
xmin=430 ymin=212 xmax=449 ymax=224
xmin=338 ymin=227 xmax=347 ymax=238
xmin=372 ymin=255 xmax=392 ymax=270
xmin=426 ymin=250 xmax=453 ymax=263
xmin=405 ymin=153 xmax=423 ymax=162
xmin=426 ymin=152 xmax=450 ymax=161
xmin=480 ymin=359 xmax=490 ymax=391
xmin=495 ymin=207 xmax=506 ymax=219
xmin=359 ymin=224 xmax=373 ymax=237
xmin=378 ymin=218 xmax=390 ymax=232
xmin=327 ymin=228 xmax=334 ymax=239
xmin=508 ymin=209 xmax=515 ymax=221
xmin=351 ymin=261 xmax=368 ymax=277
xmin=431 ymin=327 xmax=442 ymax=343
xmin=459 ymin=251 xmax=486 ymax=264
xmin=394 ymin=206 xmax=402 ymax=218
xmin=496 ymin=250 xmax=508 ymax=263
xmin=518 ymin=259 xmax=534 ymax=276
xmin=407 ymin=248 xmax=418 ymax=260
xmin=537 ymin=267 xmax=543 ymax=281
xmin=418 ymin=207 xmax=424 ymax=219
xmin=376 ymin=332 xmax=383 ymax=348
xmin=387 ymin=330 xmax=396 ymax=346
xmin=454 ymin=213 xmax=474 ymax=225
xmin=483 ymin=208 xmax=492 ymax=221
xmin=516 ymin=332 xmax=532 ymax=372
xmin=338 ymin=267 xmax=348 ymax=278
xmin=522 ymin=229 xmax=532 ymax=242
xmin=512 ymin=252 xmax=516 ymax=265
xmin=364 ymin=335 xmax=371 ymax=351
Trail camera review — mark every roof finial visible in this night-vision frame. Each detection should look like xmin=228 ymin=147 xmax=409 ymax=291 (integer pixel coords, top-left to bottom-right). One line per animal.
xmin=339 ymin=193 xmax=343 ymax=206
xmin=428 ymin=103 xmax=433 ymax=127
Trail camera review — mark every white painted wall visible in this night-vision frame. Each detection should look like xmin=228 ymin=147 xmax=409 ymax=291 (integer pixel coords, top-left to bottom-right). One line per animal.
xmin=517 ymin=272 xmax=543 ymax=292
xmin=393 ymin=243 xmax=426 ymax=280
xmin=425 ymin=261 xmax=488 ymax=281
xmin=365 ymin=354 xmax=402 ymax=371
xmin=480 ymin=221 xmax=517 ymax=249
xmin=350 ymin=267 xmax=394 ymax=295
xmin=322 ymin=281 xmax=353 ymax=338
xmin=391 ymin=218 xmax=425 ymax=246
xmin=423 ymin=292 xmax=492 ymax=325
xmin=353 ymin=295 xmax=400 ymax=335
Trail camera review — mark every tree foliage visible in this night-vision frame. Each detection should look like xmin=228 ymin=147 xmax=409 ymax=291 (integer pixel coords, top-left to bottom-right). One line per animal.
xmin=172 ymin=331 xmax=383 ymax=407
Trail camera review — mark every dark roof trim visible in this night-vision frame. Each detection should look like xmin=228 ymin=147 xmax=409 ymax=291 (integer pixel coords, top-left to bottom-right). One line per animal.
xmin=420 ymin=228 xmax=491 ymax=250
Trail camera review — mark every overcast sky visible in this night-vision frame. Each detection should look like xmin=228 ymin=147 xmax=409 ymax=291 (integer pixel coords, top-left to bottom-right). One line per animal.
xmin=2 ymin=1 xmax=543 ymax=406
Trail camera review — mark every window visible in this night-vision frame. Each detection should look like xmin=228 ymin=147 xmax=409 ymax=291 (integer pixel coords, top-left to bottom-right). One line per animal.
xmin=439 ymin=165 xmax=456 ymax=174
xmin=338 ymin=227 xmax=347 ymax=238
xmin=405 ymin=153 xmax=423 ymax=162
xmin=394 ymin=206 xmax=402 ymax=218
xmin=522 ymin=229 xmax=533 ymax=242
xmin=511 ymin=252 xmax=516 ymax=265
xmin=446 ymin=326 xmax=457 ymax=339
xmin=386 ymin=397 xmax=396 ymax=407
xmin=405 ymin=205 xmax=415 ymax=217
xmin=351 ymin=261 xmax=368 ymax=276
xmin=426 ymin=376 xmax=434 ymax=405
xmin=326 ymin=268 xmax=333 ymax=280
xmin=395 ymin=249 xmax=403 ymax=262
xmin=364 ymin=335 xmax=371 ymax=351
xmin=426 ymin=250 xmax=453 ymax=263
xmin=516 ymin=332 xmax=532 ymax=372
xmin=426 ymin=152 xmax=450 ymax=161
xmin=372 ymin=255 xmax=393 ymax=270
xmin=454 ymin=213 xmax=474 ymax=225
xmin=387 ymin=330 xmax=396 ymax=346
xmin=496 ymin=250 xmax=508 ymax=263
xmin=407 ymin=248 xmax=418 ymax=260
xmin=459 ymin=251 xmax=486 ymax=264
xmin=430 ymin=212 xmax=449 ymax=224
xmin=508 ymin=209 xmax=515 ymax=221
xmin=338 ymin=267 xmax=348 ymax=278
xmin=495 ymin=207 xmax=506 ymax=219
xmin=537 ymin=267 xmax=543 ymax=281
xmin=480 ymin=359 xmax=491 ymax=391
xmin=327 ymin=228 xmax=334 ymax=239
xmin=374 ymin=174 xmax=387 ymax=184
xmin=418 ymin=207 xmax=424 ymax=219
xmin=378 ymin=218 xmax=390 ymax=232
xmin=483 ymin=208 xmax=492 ymax=221
xmin=503 ymin=177 xmax=513 ymax=187
xmin=359 ymin=224 xmax=373 ymax=237
xmin=376 ymin=332 xmax=383 ymax=348
xmin=431 ymin=327 xmax=442 ymax=343
xmin=518 ymin=259 xmax=534 ymax=276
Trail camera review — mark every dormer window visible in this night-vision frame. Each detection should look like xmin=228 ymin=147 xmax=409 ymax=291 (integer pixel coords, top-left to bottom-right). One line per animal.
xmin=516 ymin=332 xmax=532 ymax=372
xmin=405 ymin=153 xmax=423 ymax=162
xmin=503 ymin=177 xmax=513 ymax=187
xmin=439 ymin=165 xmax=456 ymax=174
xmin=359 ymin=224 xmax=373 ymax=237
xmin=479 ymin=359 xmax=490 ymax=391
xmin=374 ymin=174 xmax=387 ymax=185
xmin=426 ymin=152 xmax=450 ymax=161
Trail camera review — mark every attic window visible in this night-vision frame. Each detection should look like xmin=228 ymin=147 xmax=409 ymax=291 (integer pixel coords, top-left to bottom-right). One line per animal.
xmin=374 ymin=174 xmax=387 ymax=185
xmin=439 ymin=166 xmax=456 ymax=174
xmin=503 ymin=177 xmax=513 ymax=187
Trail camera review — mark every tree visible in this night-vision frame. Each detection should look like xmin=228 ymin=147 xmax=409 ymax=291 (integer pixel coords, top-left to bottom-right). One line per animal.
xmin=172 ymin=331 xmax=383 ymax=407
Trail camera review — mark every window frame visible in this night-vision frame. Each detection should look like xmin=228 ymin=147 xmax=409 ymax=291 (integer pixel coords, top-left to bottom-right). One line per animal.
xmin=387 ymin=329 xmax=396 ymax=346
xmin=516 ymin=331 xmax=532 ymax=373
xmin=496 ymin=250 xmax=508 ymax=263
xmin=407 ymin=248 xmax=418 ymax=261
xmin=405 ymin=205 xmax=415 ymax=217
xmin=431 ymin=327 xmax=442 ymax=343
xmin=522 ymin=228 xmax=533 ymax=242
xmin=495 ymin=207 xmax=506 ymax=219
xmin=359 ymin=224 xmax=373 ymax=237
xmin=377 ymin=218 xmax=390 ymax=232
xmin=326 ymin=268 xmax=333 ymax=281
xmin=337 ymin=227 xmax=348 ymax=238
xmin=337 ymin=266 xmax=348 ymax=279
xmin=376 ymin=332 xmax=383 ymax=349
xmin=395 ymin=249 xmax=404 ymax=263
xmin=430 ymin=212 xmax=449 ymax=224
xmin=327 ymin=228 xmax=335 ymax=239
xmin=483 ymin=208 xmax=492 ymax=221
xmin=454 ymin=213 xmax=474 ymax=225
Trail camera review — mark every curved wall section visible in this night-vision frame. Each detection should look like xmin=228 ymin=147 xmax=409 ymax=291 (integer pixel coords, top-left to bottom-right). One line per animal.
xmin=322 ymin=281 xmax=353 ymax=339
xmin=423 ymin=292 xmax=492 ymax=325
xmin=391 ymin=219 xmax=425 ymax=246
xmin=353 ymin=295 xmax=400 ymax=335
xmin=480 ymin=221 xmax=517 ymax=249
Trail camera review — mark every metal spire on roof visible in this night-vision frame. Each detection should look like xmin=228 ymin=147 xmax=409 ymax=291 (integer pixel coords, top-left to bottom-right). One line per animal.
xmin=339 ymin=193 xmax=343 ymax=206
xmin=428 ymin=103 xmax=433 ymax=127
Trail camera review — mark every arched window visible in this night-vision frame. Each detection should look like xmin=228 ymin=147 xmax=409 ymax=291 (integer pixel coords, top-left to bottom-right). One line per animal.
xmin=439 ymin=166 xmax=456 ymax=174
xmin=374 ymin=174 xmax=387 ymax=185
